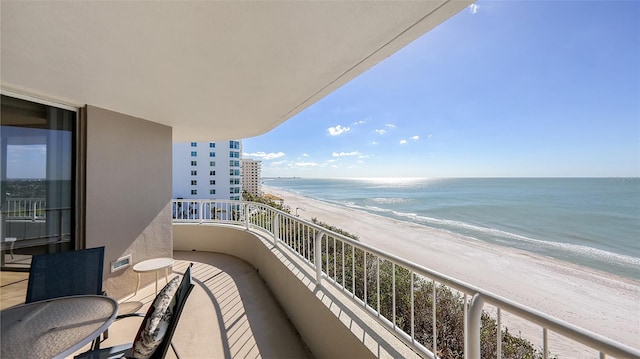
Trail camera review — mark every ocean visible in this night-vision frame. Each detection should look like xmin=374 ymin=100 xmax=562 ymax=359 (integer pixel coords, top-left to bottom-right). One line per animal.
xmin=263 ymin=177 xmax=640 ymax=280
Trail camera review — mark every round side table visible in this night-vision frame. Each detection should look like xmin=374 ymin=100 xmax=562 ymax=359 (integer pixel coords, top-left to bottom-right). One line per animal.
xmin=133 ymin=257 xmax=174 ymax=295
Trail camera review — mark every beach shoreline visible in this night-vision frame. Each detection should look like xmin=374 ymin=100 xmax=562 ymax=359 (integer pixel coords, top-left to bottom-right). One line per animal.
xmin=263 ymin=185 xmax=640 ymax=356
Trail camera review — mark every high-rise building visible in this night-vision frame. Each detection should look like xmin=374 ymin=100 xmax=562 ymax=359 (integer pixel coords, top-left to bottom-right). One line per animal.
xmin=241 ymin=159 xmax=262 ymax=197
xmin=173 ymin=140 xmax=242 ymax=200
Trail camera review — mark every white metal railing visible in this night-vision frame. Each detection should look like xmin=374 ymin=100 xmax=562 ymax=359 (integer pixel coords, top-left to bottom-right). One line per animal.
xmin=172 ymin=199 xmax=640 ymax=359
xmin=2 ymin=205 xmax=72 ymax=247
xmin=4 ymin=198 xmax=46 ymax=220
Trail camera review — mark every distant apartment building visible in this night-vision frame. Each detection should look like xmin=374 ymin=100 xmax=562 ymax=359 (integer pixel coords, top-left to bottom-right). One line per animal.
xmin=173 ymin=140 xmax=242 ymax=200
xmin=241 ymin=159 xmax=262 ymax=197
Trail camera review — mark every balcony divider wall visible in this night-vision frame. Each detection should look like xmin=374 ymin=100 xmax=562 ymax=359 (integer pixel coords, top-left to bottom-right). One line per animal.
xmin=84 ymin=105 xmax=173 ymax=299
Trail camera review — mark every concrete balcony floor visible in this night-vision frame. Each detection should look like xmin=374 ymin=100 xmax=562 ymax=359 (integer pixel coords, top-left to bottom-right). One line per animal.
xmin=1 ymin=250 xmax=312 ymax=359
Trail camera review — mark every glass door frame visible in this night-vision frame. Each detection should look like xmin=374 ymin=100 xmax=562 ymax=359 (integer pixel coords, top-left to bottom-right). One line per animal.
xmin=1 ymin=89 xmax=84 ymax=271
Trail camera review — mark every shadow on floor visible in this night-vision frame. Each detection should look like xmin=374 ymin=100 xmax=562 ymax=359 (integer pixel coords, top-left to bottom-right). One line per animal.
xmin=169 ymin=251 xmax=312 ymax=359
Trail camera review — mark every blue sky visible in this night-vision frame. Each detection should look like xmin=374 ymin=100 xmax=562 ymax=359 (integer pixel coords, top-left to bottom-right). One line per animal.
xmin=4 ymin=127 xmax=72 ymax=179
xmin=7 ymin=145 xmax=46 ymax=179
xmin=243 ymin=1 xmax=640 ymax=178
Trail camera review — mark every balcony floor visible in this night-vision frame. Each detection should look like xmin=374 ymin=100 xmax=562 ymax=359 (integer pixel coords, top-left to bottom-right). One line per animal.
xmin=1 ymin=250 xmax=312 ymax=358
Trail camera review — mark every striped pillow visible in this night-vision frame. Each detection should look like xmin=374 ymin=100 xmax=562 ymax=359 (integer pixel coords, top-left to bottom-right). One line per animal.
xmin=131 ymin=276 xmax=180 ymax=359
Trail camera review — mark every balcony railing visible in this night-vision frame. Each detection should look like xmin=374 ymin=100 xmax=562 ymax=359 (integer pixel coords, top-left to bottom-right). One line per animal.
xmin=172 ymin=199 xmax=640 ymax=359
xmin=4 ymin=198 xmax=46 ymax=220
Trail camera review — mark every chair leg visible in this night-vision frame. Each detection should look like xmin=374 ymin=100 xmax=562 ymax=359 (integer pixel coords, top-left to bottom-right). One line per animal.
xmin=171 ymin=342 xmax=182 ymax=359
xmin=134 ymin=273 xmax=140 ymax=296
xmin=6 ymin=238 xmax=16 ymax=259
xmin=100 ymin=291 xmax=109 ymax=341
xmin=91 ymin=337 xmax=101 ymax=351
xmin=91 ymin=328 xmax=108 ymax=350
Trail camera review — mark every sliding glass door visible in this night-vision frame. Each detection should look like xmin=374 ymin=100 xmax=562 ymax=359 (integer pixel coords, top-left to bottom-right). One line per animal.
xmin=1 ymin=94 xmax=77 ymax=270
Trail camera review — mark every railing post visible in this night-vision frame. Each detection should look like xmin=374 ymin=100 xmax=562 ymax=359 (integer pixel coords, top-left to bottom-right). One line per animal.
xmin=314 ymin=230 xmax=323 ymax=287
xmin=543 ymin=328 xmax=548 ymax=359
xmin=58 ymin=208 xmax=64 ymax=243
xmin=244 ymin=203 xmax=249 ymax=230
xmin=467 ymin=293 xmax=484 ymax=359
xmin=392 ymin=263 xmax=396 ymax=329
xmin=433 ymin=280 xmax=437 ymax=357
xmin=199 ymin=200 xmax=204 ymax=224
xmin=497 ymin=308 xmax=502 ymax=359
xmin=272 ymin=213 xmax=279 ymax=247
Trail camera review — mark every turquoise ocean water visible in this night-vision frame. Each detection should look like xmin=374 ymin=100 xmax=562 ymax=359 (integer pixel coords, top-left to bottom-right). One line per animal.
xmin=263 ymin=177 xmax=640 ymax=280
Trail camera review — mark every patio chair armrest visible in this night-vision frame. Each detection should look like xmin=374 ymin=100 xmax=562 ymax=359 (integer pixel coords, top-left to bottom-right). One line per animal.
xmin=115 ymin=313 xmax=145 ymax=320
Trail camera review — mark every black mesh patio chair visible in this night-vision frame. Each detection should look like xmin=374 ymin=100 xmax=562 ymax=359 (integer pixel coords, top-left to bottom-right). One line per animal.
xmin=26 ymin=246 xmax=106 ymax=303
xmin=74 ymin=263 xmax=195 ymax=359
xmin=26 ymin=246 xmax=108 ymax=349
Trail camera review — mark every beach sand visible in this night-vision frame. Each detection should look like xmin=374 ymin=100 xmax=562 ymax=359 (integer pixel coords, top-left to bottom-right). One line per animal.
xmin=264 ymin=186 xmax=640 ymax=357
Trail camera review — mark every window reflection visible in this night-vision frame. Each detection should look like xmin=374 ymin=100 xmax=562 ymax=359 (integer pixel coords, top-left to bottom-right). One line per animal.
xmin=1 ymin=95 xmax=76 ymax=270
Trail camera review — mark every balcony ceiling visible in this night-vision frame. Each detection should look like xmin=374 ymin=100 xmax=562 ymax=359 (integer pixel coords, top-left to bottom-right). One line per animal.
xmin=1 ymin=1 xmax=471 ymax=141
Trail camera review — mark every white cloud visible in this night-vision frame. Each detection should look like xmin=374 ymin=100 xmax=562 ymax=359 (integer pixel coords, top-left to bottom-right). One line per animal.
xmin=358 ymin=155 xmax=370 ymax=159
xmin=302 ymin=153 xmax=310 ymax=157
xmin=352 ymin=120 xmax=366 ymax=125
xmin=411 ymin=135 xmax=420 ymax=141
xmin=428 ymin=134 xmax=432 ymax=138
xmin=469 ymin=4 xmax=479 ymax=14
xmin=244 ymin=151 xmax=285 ymax=160
xmin=374 ymin=129 xmax=386 ymax=135
xmin=332 ymin=151 xmax=361 ymax=157
xmin=295 ymin=162 xmax=318 ymax=167
xmin=399 ymin=139 xmax=408 ymax=144
xmin=270 ymin=160 xmax=288 ymax=166
xmin=326 ymin=159 xmax=336 ymax=163
xmin=371 ymin=141 xmax=378 ymax=145
xmin=327 ymin=125 xmax=351 ymax=136
xmin=385 ymin=123 xmax=396 ymax=129
xmin=8 ymin=144 xmax=46 ymax=155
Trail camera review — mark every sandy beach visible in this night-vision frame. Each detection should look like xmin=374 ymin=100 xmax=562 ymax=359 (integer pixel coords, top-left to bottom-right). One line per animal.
xmin=264 ymin=186 xmax=640 ymax=356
